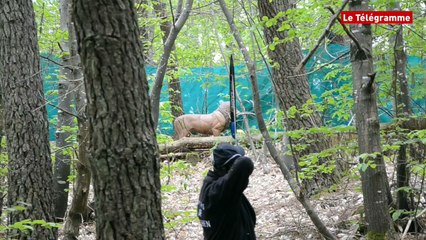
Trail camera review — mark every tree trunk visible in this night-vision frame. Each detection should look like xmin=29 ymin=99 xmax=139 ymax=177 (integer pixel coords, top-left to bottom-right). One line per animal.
xmin=62 ymin=1 xmax=91 ymax=237
xmin=0 ymin=1 xmax=57 ymax=239
xmin=153 ymin=1 xmax=184 ymax=121
xmin=349 ymin=0 xmax=396 ymax=238
xmin=394 ymin=24 xmax=410 ymax=211
xmin=72 ymin=0 xmax=165 ymax=239
xmin=257 ymin=0 xmax=339 ymax=194
xmin=393 ymin=32 xmax=411 ymax=117
xmin=391 ymin=3 xmax=411 ymax=211
xmin=63 ymin=104 xmax=90 ymax=240
xmin=53 ymin=0 xmax=75 ymax=220
xmin=258 ymin=1 xmax=321 ymax=131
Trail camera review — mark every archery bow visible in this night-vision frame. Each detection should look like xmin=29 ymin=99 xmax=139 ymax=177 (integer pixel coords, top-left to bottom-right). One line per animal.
xmin=229 ymin=55 xmax=237 ymax=143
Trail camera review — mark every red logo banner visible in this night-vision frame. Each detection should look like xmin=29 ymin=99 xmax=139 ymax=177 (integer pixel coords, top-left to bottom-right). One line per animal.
xmin=340 ymin=11 xmax=413 ymax=24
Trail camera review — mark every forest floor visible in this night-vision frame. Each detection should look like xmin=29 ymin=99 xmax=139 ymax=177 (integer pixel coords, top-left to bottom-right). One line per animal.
xmin=60 ymin=148 xmax=426 ymax=240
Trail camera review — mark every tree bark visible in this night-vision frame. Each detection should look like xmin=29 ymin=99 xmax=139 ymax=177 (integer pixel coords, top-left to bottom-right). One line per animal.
xmin=218 ymin=1 xmax=336 ymax=239
xmin=150 ymin=0 xmax=193 ymax=129
xmin=349 ymin=0 xmax=396 ymax=238
xmin=62 ymin=0 xmax=91 ymax=237
xmin=72 ymin=0 xmax=165 ymax=239
xmin=257 ymin=0 xmax=340 ymax=194
xmin=390 ymin=3 xmax=411 ymax=212
xmin=0 ymin=1 xmax=57 ymax=239
xmin=258 ymin=1 xmax=321 ymax=131
xmin=63 ymin=103 xmax=90 ymax=240
xmin=53 ymin=0 xmax=75 ymax=220
xmin=393 ymin=31 xmax=411 ymax=117
xmin=153 ymin=1 xmax=184 ymax=121
xmin=394 ymin=24 xmax=410 ymax=211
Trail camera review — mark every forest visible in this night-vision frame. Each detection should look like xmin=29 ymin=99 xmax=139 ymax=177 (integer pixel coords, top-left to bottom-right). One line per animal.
xmin=0 ymin=0 xmax=425 ymax=239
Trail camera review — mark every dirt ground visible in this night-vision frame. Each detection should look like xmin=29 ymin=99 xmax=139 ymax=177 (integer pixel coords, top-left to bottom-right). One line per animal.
xmin=60 ymin=149 xmax=426 ymax=240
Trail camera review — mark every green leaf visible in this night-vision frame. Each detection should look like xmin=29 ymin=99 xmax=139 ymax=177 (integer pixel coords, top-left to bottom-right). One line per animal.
xmin=392 ymin=209 xmax=404 ymax=221
xmin=396 ymin=186 xmax=412 ymax=193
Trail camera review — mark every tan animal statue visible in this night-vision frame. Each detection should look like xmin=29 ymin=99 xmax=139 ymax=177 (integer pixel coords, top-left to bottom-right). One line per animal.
xmin=173 ymin=102 xmax=231 ymax=140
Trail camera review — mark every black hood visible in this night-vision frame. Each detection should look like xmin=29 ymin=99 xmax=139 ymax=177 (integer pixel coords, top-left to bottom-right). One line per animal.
xmin=213 ymin=143 xmax=245 ymax=170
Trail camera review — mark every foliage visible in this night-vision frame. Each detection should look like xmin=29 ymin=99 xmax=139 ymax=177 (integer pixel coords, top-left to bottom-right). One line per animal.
xmin=160 ymin=160 xmax=197 ymax=230
xmin=0 ymin=205 xmax=60 ymax=237
xmin=158 ymin=101 xmax=174 ymax=135
xmin=33 ymin=0 xmax=64 ymax=56
xmin=157 ymin=134 xmax=174 ymax=144
xmin=286 ymin=125 xmax=357 ymax=180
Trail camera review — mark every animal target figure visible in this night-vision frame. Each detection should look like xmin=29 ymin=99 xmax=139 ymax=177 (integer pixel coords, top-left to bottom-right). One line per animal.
xmin=173 ymin=102 xmax=231 ymax=140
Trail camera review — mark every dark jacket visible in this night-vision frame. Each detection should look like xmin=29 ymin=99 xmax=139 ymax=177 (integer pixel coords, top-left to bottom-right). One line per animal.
xmin=197 ymin=156 xmax=256 ymax=240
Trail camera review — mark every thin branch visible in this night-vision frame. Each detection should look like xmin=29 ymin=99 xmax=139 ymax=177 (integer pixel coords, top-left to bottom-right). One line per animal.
xmin=288 ymin=51 xmax=350 ymax=78
xmin=411 ymin=96 xmax=426 ymax=113
xmin=46 ymin=102 xmax=82 ymax=120
xmin=295 ymin=0 xmax=349 ymax=72
xmin=325 ymin=6 xmax=363 ymax=53
xmin=168 ymin=0 xmax=176 ymax=27
xmin=192 ymin=0 xmax=218 ymax=10
xmin=57 ymin=42 xmax=65 ymax=53
xmin=34 ymin=82 xmax=84 ymax=113
xmin=379 ymin=106 xmax=394 ymax=118
xmin=40 ymin=55 xmax=76 ymax=71
xmin=405 ymin=25 xmax=426 ymax=41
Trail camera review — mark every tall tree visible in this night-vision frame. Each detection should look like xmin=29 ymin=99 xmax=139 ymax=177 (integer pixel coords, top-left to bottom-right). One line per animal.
xmin=62 ymin=0 xmax=91 ymax=238
xmin=72 ymin=0 xmax=164 ymax=238
xmin=257 ymin=0 xmax=339 ymax=193
xmin=349 ymin=0 xmax=396 ymax=238
xmin=0 ymin=0 xmax=57 ymax=239
xmin=53 ymin=0 xmax=76 ymax=220
xmin=390 ymin=2 xmax=411 ymax=211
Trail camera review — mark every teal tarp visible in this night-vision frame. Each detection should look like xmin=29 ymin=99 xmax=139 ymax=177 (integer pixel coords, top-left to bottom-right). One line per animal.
xmin=42 ymin=44 xmax=425 ymax=140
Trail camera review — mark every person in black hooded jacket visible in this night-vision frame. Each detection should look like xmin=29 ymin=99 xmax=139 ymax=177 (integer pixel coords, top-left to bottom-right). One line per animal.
xmin=197 ymin=143 xmax=256 ymax=240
